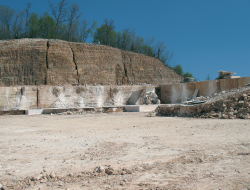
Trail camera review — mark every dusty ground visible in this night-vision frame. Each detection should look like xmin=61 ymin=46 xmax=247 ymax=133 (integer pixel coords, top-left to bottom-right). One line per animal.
xmin=0 ymin=112 xmax=250 ymax=190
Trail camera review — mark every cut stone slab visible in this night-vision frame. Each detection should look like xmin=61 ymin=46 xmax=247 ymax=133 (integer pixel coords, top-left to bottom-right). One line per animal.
xmin=125 ymin=105 xmax=158 ymax=112
xmin=25 ymin=109 xmax=44 ymax=115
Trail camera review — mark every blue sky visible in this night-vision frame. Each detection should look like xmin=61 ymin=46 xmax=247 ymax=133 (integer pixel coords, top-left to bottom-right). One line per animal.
xmin=3 ymin=0 xmax=250 ymax=81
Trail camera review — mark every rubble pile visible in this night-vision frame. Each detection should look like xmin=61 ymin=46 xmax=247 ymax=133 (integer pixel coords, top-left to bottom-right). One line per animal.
xmin=158 ymin=86 xmax=250 ymax=119
xmin=53 ymin=107 xmax=124 ymax=115
xmin=137 ymin=90 xmax=161 ymax=105
xmin=4 ymin=165 xmax=132 ymax=190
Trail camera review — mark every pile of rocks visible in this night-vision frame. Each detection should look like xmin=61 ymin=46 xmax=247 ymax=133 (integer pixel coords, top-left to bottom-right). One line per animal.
xmin=158 ymin=86 xmax=250 ymax=119
xmin=137 ymin=90 xmax=161 ymax=105
xmin=52 ymin=107 xmax=124 ymax=116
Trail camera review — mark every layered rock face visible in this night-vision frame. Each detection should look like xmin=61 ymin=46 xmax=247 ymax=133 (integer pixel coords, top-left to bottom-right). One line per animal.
xmin=0 ymin=39 xmax=182 ymax=86
xmin=0 ymin=39 xmax=47 ymax=85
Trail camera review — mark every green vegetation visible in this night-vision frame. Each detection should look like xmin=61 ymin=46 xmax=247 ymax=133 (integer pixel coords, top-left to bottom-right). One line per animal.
xmin=0 ymin=0 xmax=193 ymax=77
xmin=169 ymin=64 xmax=193 ymax=78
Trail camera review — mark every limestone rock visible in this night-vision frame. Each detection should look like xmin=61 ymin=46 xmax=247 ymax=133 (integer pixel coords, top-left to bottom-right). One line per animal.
xmin=94 ymin=166 xmax=105 ymax=173
xmin=0 ymin=39 xmax=182 ymax=86
xmin=105 ymin=167 xmax=114 ymax=175
xmin=49 ymin=172 xmax=56 ymax=178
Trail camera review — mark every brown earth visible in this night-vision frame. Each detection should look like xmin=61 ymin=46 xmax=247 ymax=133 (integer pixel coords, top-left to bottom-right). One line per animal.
xmin=0 ymin=112 xmax=250 ymax=190
xmin=0 ymin=39 xmax=182 ymax=86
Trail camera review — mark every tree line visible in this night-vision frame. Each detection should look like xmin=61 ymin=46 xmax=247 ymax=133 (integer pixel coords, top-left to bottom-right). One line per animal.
xmin=0 ymin=0 xmax=193 ymax=78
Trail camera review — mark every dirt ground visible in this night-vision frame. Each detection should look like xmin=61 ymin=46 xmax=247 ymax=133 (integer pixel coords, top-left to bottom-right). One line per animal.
xmin=0 ymin=112 xmax=250 ymax=190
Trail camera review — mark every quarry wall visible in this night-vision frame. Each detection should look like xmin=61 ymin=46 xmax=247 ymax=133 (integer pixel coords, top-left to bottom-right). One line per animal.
xmin=0 ymin=85 xmax=148 ymax=111
xmin=160 ymin=77 xmax=250 ymax=103
xmin=0 ymin=39 xmax=182 ymax=86
xmin=158 ymin=87 xmax=250 ymax=119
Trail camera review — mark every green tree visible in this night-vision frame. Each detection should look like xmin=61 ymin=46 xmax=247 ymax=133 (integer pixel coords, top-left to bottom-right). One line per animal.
xmin=27 ymin=12 xmax=39 ymax=38
xmin=172 ymin=64 xmax=183 ymax=76
xmin=183 ymin=72 xmax=193 ymax=78
xmin=93 ymin=19 xmax=116 ymax=46
xmin=0 ymin=5 xmax=15 ymax=39
xmin=38 ymin=12 xmax=56 ymax=38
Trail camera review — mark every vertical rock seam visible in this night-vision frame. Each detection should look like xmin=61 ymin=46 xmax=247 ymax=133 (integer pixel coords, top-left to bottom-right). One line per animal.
xmin=45 ymin=40 xmax=49 ymax=85
xmin=37 ymin=88 xmax=39 ymax=108
xmin=123 ymin=62 xmax=128 ymax=84
xmin=70 ymin=44 xmax=80 ymax=84
xmin=123 ymin=62 xmax=128 ymax=78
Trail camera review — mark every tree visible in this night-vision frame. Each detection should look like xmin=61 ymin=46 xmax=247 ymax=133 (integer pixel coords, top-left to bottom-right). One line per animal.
xmin=0 ymin=5 xmax=15 ymax=39
xmin=172 ymin=64 xmax=183 ymax=76
xmin=12 ymin=10 xmax=24 ymax=39
xmin=66 ymin=3 xmax=82 ymax=41
xmin=206 ymin=74 xmax=210 ymax=80
xmin=24 ymin=2 xmax=32 ymax=36
xmin=93 ymin=19 xmax=116 ymax=46
xmin=27 ymin=12 xmax=39 ymax=38
xmin=183 ymin=72 xmax=193 ymax=78
xmin=38 ymin=12 xmax=56 ymax=38
xmin=48 ymin=0 xmax=68 ymax=38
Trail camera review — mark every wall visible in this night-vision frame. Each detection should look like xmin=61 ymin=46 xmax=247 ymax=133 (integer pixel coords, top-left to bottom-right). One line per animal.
xmin=0 ymin=85 xmax=147 ymax=111
xmin=160 ymin=77 xmax=250 ymax=103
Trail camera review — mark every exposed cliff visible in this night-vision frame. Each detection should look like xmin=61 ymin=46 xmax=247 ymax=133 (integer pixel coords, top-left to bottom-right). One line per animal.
xmin=0 ymin=38 xmax=182 ymax=86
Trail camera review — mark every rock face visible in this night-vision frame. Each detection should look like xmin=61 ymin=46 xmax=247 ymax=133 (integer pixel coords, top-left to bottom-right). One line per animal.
xmin=0 ymin=39 xmax=182 ymax=86
xmin=0 ymin=85 xmax=148 ymax=111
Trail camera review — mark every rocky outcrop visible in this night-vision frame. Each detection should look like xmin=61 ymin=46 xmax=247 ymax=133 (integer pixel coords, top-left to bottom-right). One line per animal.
xmin=0 ymin=39 xmax=182 ymax=86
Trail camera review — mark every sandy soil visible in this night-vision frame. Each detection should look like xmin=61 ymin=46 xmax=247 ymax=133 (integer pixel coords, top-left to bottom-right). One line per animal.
xmin=0 ymin=112 xmax=250 ymax=190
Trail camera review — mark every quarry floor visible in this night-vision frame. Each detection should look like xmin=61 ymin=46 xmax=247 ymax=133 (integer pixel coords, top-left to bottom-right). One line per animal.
xmin=0 ymin=113 xmax=250 ymax=190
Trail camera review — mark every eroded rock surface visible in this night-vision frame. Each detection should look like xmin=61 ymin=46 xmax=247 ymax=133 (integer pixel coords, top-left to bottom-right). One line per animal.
xmin=0 ymin=39 xmax=182 ymax=86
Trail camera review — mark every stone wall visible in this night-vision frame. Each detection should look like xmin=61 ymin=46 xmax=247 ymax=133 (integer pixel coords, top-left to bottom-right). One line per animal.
xmin=0 ymin=39 xmax=182 ymax=86
xmin=0 ymin=85 xmax=148 ymax=111
xmin=160 ymin=77 xmax=250 ymax=103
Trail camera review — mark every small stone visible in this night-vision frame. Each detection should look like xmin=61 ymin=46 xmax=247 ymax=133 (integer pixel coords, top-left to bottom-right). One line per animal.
xmin=238 ymin=170 xmax=241 ymax=173
xmin=50 ymin=172 xmax=56 ymax=178
xmin=95 ymin=166 xmax=105 ymax=173
xmin=31 ymin=174 xmax=42 ymax=181
xmin=105 ymin=167 xmax=114 ymax=175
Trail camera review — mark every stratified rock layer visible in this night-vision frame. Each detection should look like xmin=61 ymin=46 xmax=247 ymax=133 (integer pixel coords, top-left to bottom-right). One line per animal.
xmin=0 ymin=39 xmax=182 ymax=86
xmin=0 ymin=39 xmax=47 ymax=85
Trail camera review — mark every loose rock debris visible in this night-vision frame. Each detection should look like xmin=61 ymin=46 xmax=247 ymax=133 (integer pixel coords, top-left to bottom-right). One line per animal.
xmin=156 ymin=86 xmax=250 ymax=119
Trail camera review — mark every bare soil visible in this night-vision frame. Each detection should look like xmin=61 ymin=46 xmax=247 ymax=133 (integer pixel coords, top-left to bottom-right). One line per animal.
xmin=0 ymin=112 xmax=250 ymax=190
